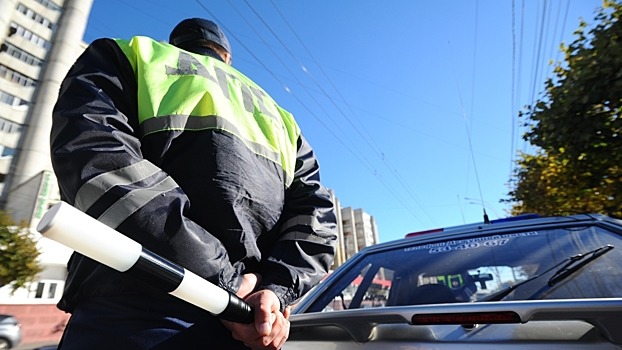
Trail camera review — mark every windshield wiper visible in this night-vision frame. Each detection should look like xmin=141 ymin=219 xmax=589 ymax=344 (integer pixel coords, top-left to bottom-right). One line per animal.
xmin=546 ymin=244 xmax=614 ymax=286
xmin=480 ymin=245 xmax=614 ymax=302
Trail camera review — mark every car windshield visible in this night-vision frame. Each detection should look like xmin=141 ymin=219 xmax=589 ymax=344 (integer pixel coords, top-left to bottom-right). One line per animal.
xmin=302 ymin=223 xmax=622 ymax=313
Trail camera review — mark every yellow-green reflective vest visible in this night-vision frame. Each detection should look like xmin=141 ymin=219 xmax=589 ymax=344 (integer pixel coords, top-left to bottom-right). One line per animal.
xmin=114 ymin=36 xmax=300 ymax=186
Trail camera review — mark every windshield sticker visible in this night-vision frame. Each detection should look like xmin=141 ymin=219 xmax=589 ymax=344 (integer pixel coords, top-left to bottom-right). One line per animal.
xmin=404 ymin=231 xmax=540 ymax=254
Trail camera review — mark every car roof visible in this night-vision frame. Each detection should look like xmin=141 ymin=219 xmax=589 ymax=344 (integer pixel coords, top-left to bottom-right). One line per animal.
xmin=361 ymin=213 xmax=622 ymax=255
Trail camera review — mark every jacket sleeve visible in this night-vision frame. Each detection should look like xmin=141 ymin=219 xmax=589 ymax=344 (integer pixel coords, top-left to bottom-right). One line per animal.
xmin=50 ymin=38 xmax=242 ymax=291
xmin=257 ymin=134 xmax=338 ymax=308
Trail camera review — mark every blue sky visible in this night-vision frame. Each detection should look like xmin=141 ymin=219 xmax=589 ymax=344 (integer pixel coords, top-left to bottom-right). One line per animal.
xmin=83 ymin=0 xmax=604 ymax=243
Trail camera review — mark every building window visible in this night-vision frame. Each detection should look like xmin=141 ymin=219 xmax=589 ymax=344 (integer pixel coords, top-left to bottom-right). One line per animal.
xmin=32 ymin=281 xmax=62 ymax=300
xmin=1 ymin=146 xmax=16 ymax=157
xmin=0 ymin=90 xmax=28 ymax=108
xmin=16 ymin=3 xmax=56 ymax=30
xmin=47 ymin=282 xmax=57 ymax=299
xmin=0 ymin=117 xmax=22 ymax=134
xmin=34 ymin=282 xmax=45 ymax=298
xmin=33 ymin=0 xmax=62 ymax=12
xmin=1 ymin=43 xmax=43 ymax=67
xmin=0 ymin=64 xmax=36 ymax=87
xmin=10 ymin=22 xmax=51 ymax=49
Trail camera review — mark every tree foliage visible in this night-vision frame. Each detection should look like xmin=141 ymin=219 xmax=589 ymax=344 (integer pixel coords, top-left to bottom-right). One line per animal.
xmin=507 ymin=0 xmax=622 ymax=218
xmin=0 ymin=210 xmax=42 ymax=292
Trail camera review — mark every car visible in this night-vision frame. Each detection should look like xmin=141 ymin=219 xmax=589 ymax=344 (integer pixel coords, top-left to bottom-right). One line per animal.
xmin=283 ymin=213 xmax=622 ymax=349
xmin=0 ymin=315 xmax=21 ymax=350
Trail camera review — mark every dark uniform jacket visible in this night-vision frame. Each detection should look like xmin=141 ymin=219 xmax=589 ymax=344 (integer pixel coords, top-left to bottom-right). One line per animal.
xmin=50 ymin=36 xmax=337 ymax=313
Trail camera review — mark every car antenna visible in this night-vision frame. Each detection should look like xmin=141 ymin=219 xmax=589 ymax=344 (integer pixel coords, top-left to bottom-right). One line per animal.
xmin=449 ymin=41 xmax=490 ymax=225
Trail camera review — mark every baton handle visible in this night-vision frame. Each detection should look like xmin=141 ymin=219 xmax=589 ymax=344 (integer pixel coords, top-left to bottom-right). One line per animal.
xmin=224 ymin=293 xmax=254 ymax=324
xmin=37 ymin=201 xmax=254 ymax=324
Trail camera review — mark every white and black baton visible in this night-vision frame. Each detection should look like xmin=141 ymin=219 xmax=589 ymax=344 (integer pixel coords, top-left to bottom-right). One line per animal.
xmin=36 ymin=201 xmax=254 ymax=324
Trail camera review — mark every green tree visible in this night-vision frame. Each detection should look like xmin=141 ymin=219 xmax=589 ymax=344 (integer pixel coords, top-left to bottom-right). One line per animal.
xmin=507 ymin=0 xmax=622 ymax=218
xmin=0 ymin=210 xmax=42 ymax=292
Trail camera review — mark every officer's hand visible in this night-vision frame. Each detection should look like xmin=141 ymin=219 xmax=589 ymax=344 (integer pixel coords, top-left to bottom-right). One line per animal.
xmin=238 ymin=273 xmax=261 ymax=298
xmin=222 ymin=289 xmax=289 ymax=350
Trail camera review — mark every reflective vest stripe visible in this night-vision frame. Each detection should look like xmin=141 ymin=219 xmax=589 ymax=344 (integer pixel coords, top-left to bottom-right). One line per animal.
xmin=278 ymin=215 xmax=334 ymax=244
xmin=74 ymin=160 xmax=162 ymax=212
xmin=98 ymin=176 xmax=181 ymax=229
xmin=139 ymin=114 xmax=281 ymax=168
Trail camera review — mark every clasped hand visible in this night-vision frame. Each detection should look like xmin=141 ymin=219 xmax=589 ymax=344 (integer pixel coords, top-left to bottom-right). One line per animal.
xmin=222 ymin=273 xmax=291 ymax=350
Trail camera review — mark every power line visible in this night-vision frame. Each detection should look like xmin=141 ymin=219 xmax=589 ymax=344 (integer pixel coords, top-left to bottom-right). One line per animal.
xmin=265 ymin=0 xmax=382 ymax=155
xmin=191 ymin=1 xmax=373 ymax=170
xmin=465 ymin=0 xmax=480 ymax=204
xmin=194 ymin=0 xmax=434 ymax=226
xmin=469 ymin=0 xmax=480 ymax=125
xmin=232 ymin=0 xmax=377 ymax=170
xmin=236 ymin=0 xmax=436 ymax=226
xmin=221 ymin=0 xmax=419 ymax=223
xmin=537 ymin=0 xmax=554 ymax=87
xmin=527 ymin=0 xmax=548 ymax=139
xmin=447 ymin=40 xmax=489 ymax=224
xmin=555 ymin=1 xmax=571 ymax=65
xmin=510 ymin=0 xmax=517 ymax=176
xmin=515 ymin=0 xmax=526 ymax=157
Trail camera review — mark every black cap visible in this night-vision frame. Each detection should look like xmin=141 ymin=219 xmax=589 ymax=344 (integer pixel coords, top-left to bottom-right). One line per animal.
xmin=169 ymin=18 xmax=231 ymax=54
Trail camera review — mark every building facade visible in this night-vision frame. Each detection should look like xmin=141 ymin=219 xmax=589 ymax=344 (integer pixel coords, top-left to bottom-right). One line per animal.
xmin=0 ymin=0 xmax=92 ymax=346
xmin=327 ymin=190 xmax=379 ymax=269
xmin=0 ymin=0 xmax=91 ymax=227
xmin=338 ymin=206 xmax=379 ymax=264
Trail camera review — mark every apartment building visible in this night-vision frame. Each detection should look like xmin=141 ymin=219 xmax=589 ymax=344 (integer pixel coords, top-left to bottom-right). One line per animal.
xmin=0 ymin=0 xmax=91 ymax=225
xmin=0 ymin=0 xmax=92 ymax=346
xmin=339 ymin=206 xmax=379 ymax=263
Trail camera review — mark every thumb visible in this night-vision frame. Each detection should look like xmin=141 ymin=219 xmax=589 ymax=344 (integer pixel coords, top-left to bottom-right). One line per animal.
xmin=248 ymin=289 xmax=280 ymax=335
xmin=256 ymin=311 xmax=276 ymax=336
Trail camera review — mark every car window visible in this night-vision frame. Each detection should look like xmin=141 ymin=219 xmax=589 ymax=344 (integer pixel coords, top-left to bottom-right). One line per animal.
xmin=305 ymin=224 xmax=622 ymax=313
xmin=319 ymin=265 xmax=393 ymax=312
